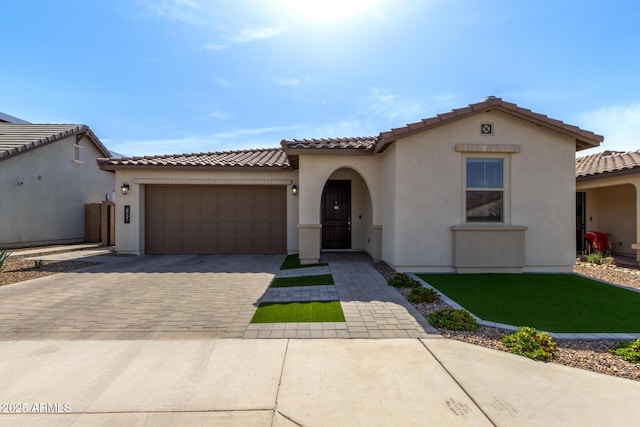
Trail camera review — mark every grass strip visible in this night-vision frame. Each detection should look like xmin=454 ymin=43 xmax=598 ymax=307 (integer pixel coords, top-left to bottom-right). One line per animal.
xmin=271 ymin=274 xmax=334 ymax=288
xmin=280 ymin=254 xmax=328 ymax=270
xmin=418 ymin=273 xmax=640 ymax=333
xmin=251 ymin=301 xmax=345 ymax=323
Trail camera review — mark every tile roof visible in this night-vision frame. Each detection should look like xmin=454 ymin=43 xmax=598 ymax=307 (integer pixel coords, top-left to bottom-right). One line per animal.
xmin=281 ymin=136 xmax=378 ymax=151
xmin=0 ymin=123 xmax=110 ymax=161
xmin=376 ymin=96 xmax=603 ymax=152
xmin=98 ymin=148 xmax=290 ymax=169
xmin=576 ymin=150 xmax=640 ymax=179
xmin=0 ymin=112 xmax=30 ymax=124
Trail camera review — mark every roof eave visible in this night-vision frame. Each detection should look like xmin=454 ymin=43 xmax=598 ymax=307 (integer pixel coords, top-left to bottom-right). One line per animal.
xmin=0 ymin=124 xmax=111 ymax=161
xmin=489 ymin=106 xmax=603 ymax=151
xmin=375 ymin=104 xmax=604 ymax=153
xmin=283 ymin=148 xmax=375 ymax=156
xmin=97 ymin=162 xmax=292 ymax=172
xmin=576 ymin=166 xmax=640 ymax=182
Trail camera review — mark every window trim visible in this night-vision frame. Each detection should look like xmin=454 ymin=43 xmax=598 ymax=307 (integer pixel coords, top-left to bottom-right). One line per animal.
xmin=462 ymin=154 xmax=510 ymax=224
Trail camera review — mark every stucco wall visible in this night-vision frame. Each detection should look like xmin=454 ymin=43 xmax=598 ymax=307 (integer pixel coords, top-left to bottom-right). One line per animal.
xmin=380 ymin=144 xmax=397 ymax=266
xmin=296 ymin=154 xmax=382 ymax=262
xmin=582 ymin=184 xmax=636 ymax=256
xmin=113 ymin=168 xmax=298 ymax=255
xmin=0 ymin=136 xmax=114 ymax=247
xmin=392 ymin=110 xmax=577 ymax=272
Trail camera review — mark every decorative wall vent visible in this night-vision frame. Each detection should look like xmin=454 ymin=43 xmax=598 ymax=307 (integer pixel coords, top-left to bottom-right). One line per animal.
xmin=481 ymin=123 xmax=493 ymax=135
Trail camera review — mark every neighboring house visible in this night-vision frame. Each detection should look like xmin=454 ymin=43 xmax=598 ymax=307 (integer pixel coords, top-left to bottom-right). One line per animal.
xmin=0 ymin=111 xmax=30 ymax=124
xmin=576 ymin=150 xmax=640 ymax=261
xmin=98 ymin=97 xmax=602 ymax=272
xmin=0 ymin=124 xmax=115 ymax=248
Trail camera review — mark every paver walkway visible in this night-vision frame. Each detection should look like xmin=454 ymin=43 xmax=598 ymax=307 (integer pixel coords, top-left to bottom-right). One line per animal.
xmin=245 ymin=252 xmax=439 ymax=338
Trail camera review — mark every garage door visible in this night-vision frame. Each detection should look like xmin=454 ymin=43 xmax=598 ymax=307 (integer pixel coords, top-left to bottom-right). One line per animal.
xmin=145 ymin=185 xmax=286 ymax=254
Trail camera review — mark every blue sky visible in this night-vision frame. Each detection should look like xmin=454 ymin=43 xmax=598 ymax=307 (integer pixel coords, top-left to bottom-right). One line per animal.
xmin=2 ymin=0 xmax=639 ymax=157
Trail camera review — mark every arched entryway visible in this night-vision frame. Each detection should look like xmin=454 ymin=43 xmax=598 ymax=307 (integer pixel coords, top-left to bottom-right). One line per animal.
xmin=320 ymin=168 xmax=374 ymax=253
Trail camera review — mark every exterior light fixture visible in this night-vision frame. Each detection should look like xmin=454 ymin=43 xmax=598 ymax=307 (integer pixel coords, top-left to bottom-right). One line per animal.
xmin=291 ymin=184 xmax=298 ymax=196
xmin=121 ymin=183 xmax=130 ymax=195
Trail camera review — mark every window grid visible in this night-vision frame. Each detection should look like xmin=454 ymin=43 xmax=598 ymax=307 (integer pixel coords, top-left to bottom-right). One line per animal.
xmin=466 ymin=158 xmax=503 ymax=222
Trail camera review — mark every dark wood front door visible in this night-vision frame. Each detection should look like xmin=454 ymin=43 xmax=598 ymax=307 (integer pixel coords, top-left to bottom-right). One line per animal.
xmin=322 ymin=180 xmax=351 ymax=249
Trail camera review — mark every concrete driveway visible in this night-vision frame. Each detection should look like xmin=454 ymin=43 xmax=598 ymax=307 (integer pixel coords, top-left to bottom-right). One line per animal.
xmin=0 ymin=254 xmax=283 ymax=340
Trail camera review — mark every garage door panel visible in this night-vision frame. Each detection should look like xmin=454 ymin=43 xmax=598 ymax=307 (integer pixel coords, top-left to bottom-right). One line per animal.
xmin=183 ymin=221 xmax=201 ymax=236
xmin=145 ymin=185 xmax=286 ymax=254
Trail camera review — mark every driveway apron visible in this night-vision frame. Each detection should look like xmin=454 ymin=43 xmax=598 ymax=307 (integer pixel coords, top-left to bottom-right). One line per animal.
xmin=0 ymin=255 xmax=282 ymax=340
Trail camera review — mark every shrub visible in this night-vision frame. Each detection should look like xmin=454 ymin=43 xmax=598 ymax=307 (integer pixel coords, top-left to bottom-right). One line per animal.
xmin=427 ymin=309 xmax=479 ymax=331
xmin=388 ymin=273 xmax=420 ymax=288
xmin=609 ymin=338 xmax=640 ymax=363
xmin=0 ymin=251 xmax=10 ymax=273
xmin=407 ymin=286 xmax=439 ymax=304
xmin=501 ymin=326 xmax=557 ymax=361
xmin=587 ymin=252 xmax=603 ymax=265
xmin=34 ymin=260 xmax=44 ymax=269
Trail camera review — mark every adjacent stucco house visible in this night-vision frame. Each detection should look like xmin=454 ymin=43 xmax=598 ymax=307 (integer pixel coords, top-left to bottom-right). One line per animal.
xmin=0 ymin=124 xmax=114 ymax=248
xmin=99 ymin=97 xmax=602 ymax=272
xmin=576 ymin=150 xmax=640 ymax=261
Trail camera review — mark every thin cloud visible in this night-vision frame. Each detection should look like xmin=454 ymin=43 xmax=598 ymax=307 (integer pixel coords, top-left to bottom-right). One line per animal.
xmin=232 ymin=27 xmax=284 ymax=43
xmin=213 ymin=77 xmax=234 ymax=88
xmin=272 ymin=77 xmax=301 ymax=87
xmin=110 ymin=124 xmax=304 ymax=156
xmin=576 ymin=103 xmax=640 ymax=156
xmin=204 ymin=26 xmax=285 ymax=51
xmin=141 ymin=0 xmax=203 ymax=26
xmin=210 ymin=110 xmax=233 ymax=120
xmin=366 ymin=88 xmax=424 ymax=123
xmin=211 ymin=124 xmax=303 ymax=139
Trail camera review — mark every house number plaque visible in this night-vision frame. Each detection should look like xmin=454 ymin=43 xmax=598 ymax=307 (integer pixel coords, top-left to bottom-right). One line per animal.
xmin=124 ymin=205 xmax=131 ymax=224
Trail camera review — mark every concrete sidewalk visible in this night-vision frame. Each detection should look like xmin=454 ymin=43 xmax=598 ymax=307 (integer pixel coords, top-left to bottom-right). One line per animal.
xmin=0 ymin=338 xmax=638 ymax=426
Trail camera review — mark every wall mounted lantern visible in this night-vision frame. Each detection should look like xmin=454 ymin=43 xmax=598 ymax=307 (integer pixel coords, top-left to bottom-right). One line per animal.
xmin=121 ymin=183 xmax=130 ymax=195
xmin=291 ymin=184 xmax=298 ymax=196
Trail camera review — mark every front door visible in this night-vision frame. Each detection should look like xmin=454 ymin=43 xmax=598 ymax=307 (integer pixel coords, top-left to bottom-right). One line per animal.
xmin=322 ymin=180 xmax=351 ymax=249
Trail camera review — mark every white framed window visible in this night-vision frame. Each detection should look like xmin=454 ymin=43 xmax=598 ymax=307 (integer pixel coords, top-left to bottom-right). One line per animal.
xmin=465 ymin=158 xmax=503 ymax=222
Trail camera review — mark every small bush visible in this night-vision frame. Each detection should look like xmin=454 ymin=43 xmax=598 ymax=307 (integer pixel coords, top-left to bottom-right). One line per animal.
xmin=0 ymin=251 xmax=10 ymax=273
xmin=428 ymin=309 xmax=479 ymax=331
xmin=388 ymin=273 xmax=420 ymax=288
xmin=587 ymin=252 xmax=603 ymax=265
xmin=407 ymin=286 xmax=439 ymax=304
xmin=34 ymin=260 xmax=44 ymax=269
xmin=609 ymin=338 xmax=640 ymax=363
xmin=501 ymin=326 xmax=557 ymax=361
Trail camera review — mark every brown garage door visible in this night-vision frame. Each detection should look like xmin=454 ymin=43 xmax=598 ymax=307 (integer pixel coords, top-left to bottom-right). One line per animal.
xmin=145 ymin=185 xmax=286 ymax=254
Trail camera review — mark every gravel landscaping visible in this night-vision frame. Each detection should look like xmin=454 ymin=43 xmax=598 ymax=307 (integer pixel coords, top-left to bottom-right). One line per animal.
xmin=0 ymin=254 xmax=99 ymax=287
xmin=372 ymin=259 xmax=640 ymax=382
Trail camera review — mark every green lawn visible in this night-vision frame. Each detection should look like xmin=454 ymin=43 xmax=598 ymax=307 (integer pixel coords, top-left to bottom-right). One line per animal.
xmin=279 ymin=254 xmax=328 ymax=270
xmin=417 ymin=274 xmax=640 ymax=333
xmin=270 ymin=274 xmax=334 ymax=288
xmin=251 ymin=301 xmax=345 ymax=323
